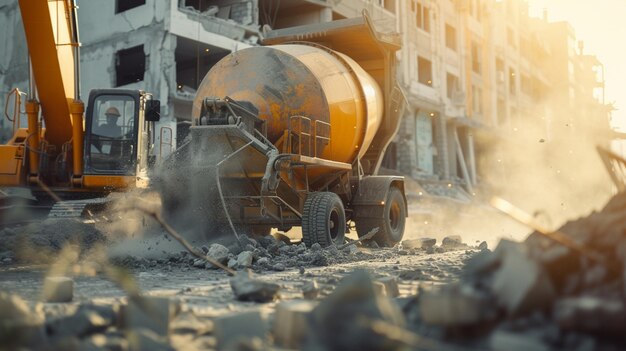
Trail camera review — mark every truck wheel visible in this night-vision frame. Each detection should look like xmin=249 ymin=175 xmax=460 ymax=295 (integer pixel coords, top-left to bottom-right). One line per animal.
xmin=302 ymin=192 xmax=346 ymax=247
xmin=356 ymin=186 xmax=406 ymax=247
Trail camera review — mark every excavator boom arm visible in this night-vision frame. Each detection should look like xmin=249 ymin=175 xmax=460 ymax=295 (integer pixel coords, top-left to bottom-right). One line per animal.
xmin=18 ymin=0 xmax=80 ymax=149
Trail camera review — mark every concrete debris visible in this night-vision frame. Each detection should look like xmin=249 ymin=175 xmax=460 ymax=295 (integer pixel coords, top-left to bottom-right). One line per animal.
xmin=491 ymin=241 xmax=556 ymax=316
xmin=127 ymin=328 xmax=175 ymax=351
xmin=302 ymin=280 xmax=320 ymax=300
xmin=411 ymin=191 xmax=626 ymax=350
xmin=48 ymin=304 xmax=116 ymax=337
xmin=402 ymin=238 xmax=436 ymax=249
xmin=419 ymin=285 xmax=496 ymax=326
xmin=478 ymin=241 xmax=488 ymax=250
xmin=229 ymin=271 xmax=280 ymax=302
xmin=441 ymin=235 xmax=463 ymax=248
xmin=306 ymin=270 xmax=407 ymax=351
xmin=489 ymin=329 xmax=550 ymax=351
xmin=377 ymin=276 xmax=400 ymax=297
xmin=343 ymin=244 xmax=359 ymax=255
xmin=272 ymin=300 xmax=316 ymax=348
xmin=42 ymin=276 xmax=74 ymax=303
xmin=0 ymin=291 xmax=46 ymax=348
xmin=553 ymin=297 xmax=626 ymax=336
xmin=122 ymin=296 xmax=179 ymax=335
xmin=213 ymin=311 xmax=267 ymax=350
xmin=207 ymin=243 xmax=230 ymax=268
xmin=236 ymin=251 xmax=254 ymax=268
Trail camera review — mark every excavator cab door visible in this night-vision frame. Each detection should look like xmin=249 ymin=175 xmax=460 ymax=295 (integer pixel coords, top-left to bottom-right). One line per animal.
xmin=84 ymin=90 xmax=140 ymax=177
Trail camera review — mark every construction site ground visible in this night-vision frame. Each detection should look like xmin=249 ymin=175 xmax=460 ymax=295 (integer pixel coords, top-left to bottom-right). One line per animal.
xmin=2 ymin=188 xmax=625 ymax=350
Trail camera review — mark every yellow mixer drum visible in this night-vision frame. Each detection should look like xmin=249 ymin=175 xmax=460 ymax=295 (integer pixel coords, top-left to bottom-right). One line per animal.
xmin=192 ymin=44 xmax=383 ymax=168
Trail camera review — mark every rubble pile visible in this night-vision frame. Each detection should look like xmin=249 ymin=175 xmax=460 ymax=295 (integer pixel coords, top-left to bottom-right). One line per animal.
xmin=0 ymin=219 xmax=106 ymax=264
xmin=407 ymin=192 xmax=626 ymax=350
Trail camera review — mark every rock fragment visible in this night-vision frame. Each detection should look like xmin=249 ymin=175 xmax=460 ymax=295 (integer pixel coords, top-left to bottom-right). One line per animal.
xmin=42 ymin=276 xmax=74 ymax=303
xmin=48 ymin=304 xmax=116 ymax=337
xmin=402 ymin=238 xmax=436 ymax=249
xmin=377 ymin=276 xmax=400 ymax=297
xmin=0 ymin=291 xmax=46 ymax=348
xmin=302 ymin=280 xmax=320 ymax=300
xmin=229 ymin=271 xmax=280 ymax=303
xmin=307 ymin=270 xmax=407 ymax=350
xmin=121 ymin=296 xmax=179 ymax=335
xmin=207 ymin=244 xmax=230 ymax=268
xmin=442 ymin=235 xmax=463 ymax=248
xmin=213 ymin=311 xmax=267 ymax=350
xmin=489 ymin=329 xmax=550 ymax=351
xmin=272 ymin=300 xmax=316 ymax=348
xmin=236 ymin=251 xmax=254 ymax=268
xmin=419 ymin=285 xmax=495 ymax=326
xmin=554 ymin=297 xmax=626 ymax=336
xmin=491 ymin=242 xmax=555 ymax=316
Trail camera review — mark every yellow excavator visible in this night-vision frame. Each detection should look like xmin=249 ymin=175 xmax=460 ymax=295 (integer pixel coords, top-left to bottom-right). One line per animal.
xmin=1 ymin=0 xmax=160 ymax=222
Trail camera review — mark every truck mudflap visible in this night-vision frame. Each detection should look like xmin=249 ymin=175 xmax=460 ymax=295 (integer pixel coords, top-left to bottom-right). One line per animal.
xmin=350 ymin=176 xmax=407 ymax=219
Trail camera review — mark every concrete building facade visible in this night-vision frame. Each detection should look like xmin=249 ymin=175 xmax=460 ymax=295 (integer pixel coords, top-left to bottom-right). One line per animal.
xmin=0 ymin=0 xmax=611 ymax=195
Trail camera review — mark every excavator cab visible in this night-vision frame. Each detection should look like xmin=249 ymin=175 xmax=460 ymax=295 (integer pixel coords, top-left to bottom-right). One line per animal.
xmin=83 ymin=89 xmax=159 ymax=186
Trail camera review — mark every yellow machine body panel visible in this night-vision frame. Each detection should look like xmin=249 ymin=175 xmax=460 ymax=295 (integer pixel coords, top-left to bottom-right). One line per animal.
xmin=81 ymin=175 xmax=136 ymax=189
xmin=0 ymin=146 xmax=24 ymax=185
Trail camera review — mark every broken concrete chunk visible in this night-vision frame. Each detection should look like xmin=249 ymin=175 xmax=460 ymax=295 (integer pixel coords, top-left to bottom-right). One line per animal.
xmin=272 ymin=263 xmax=286 ymax=271
xmin=207 ymin=244 xmax=230 ymax=267
xmin=126 ymin=327 xmax=175 ymax=351
xmin=0 ymin=291 xmax=46 ymax=348
xmin=272 ymin=300 xmax=316 ymax=348
xmin=489 ymin=329 xmax=550 ymax=351
xmin=419 ymin=285 xmax=495 ymax=326
xmin=491 ymin=242 xmax=555 ymax=316
xmin=42 ymin=276 xmax=74 ymax=303
xmin=402 ymin=238 xmax=436 ymax=249
xmin=554 ymin=297 xmax=626 ymax=336
xmin=256 ymin=257 xmax=270 ymax=266
xmin=48 ymin=304 xmax=116 ymax=337
xmin=121 ymin=296 xmax=179 ymax=335
xmin=229 ymin=271 xmax=280 ymax=303
xmin=478 ymin=241 xmax=488 ymax=250
xmin=377 ymin=276 xmax=400 ymax=297
xmin=227 ymin=258 xmax=238 ymax=269
xmin=213 ymin=311 xmax=267 ymax=350
xmin=343 ymin=244 xmax=359 ymax=255
xmin=442 ymin=235 xmax=463 ymax=248
xmin=258 ymin=235 xmax=277 ymax=249
xmin=302 ymin=280 xmax=320 ymax=300
xmin=307 ymin=270 xmax=407 ymax=350
xmin=236 ymin=251 xmax=254 ymax=268
xmin=373 ymin=281 xmax=387 ymax=296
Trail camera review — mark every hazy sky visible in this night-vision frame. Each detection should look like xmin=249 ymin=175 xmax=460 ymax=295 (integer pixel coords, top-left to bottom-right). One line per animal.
xmin=527 ymin=0 xmax=626 ymax=131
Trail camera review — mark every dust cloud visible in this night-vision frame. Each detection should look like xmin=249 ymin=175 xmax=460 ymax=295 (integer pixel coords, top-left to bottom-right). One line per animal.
xmin=403 ymin=108 xmax=614 ymax=248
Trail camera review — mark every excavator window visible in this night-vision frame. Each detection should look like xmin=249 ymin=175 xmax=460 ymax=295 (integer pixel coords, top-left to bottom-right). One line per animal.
xmin=86 ymin=94 xmax=137 ymax=174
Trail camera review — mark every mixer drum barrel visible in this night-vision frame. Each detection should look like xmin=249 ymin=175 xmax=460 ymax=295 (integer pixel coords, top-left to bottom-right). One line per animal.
xmin=192 ymin=44 xmax=383 ymax=166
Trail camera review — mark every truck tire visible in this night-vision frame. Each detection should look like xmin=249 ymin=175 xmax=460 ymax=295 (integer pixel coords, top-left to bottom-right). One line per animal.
xmin=355 ymin=186 xmax=406 ymax=247
xmin=302 ymin=192 xmax=346 ymax=247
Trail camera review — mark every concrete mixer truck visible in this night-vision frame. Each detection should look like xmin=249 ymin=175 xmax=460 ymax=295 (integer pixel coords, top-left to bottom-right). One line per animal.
xmin=160 ymin=12 xmax=407 ymax=247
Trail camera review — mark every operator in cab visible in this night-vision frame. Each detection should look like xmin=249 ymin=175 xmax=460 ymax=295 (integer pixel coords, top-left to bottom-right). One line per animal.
xmin=99 ymin=107 xmax=123 ymax=138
